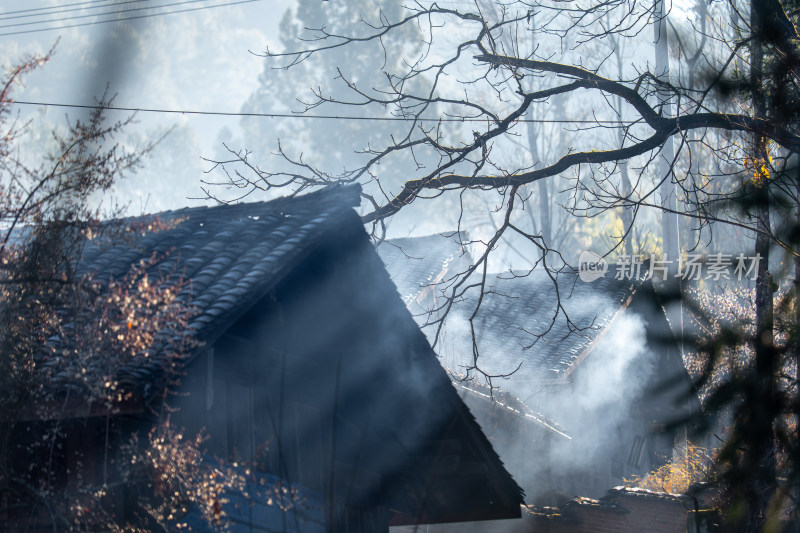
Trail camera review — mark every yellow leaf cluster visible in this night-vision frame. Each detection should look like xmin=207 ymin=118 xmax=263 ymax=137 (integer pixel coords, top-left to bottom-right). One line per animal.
xmin=627 ymin=443 xmax=715 ymax=494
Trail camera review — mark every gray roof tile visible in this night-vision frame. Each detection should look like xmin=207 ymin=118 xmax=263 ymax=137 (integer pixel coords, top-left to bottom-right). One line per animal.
xmin=437 ymin=270 xmax=640 ymax=382
xmin=376 ymin=234 xmax=642 ymax=383
xmin=377 ymin=232 xmax=470 ymax=306
xmin=42 ymin=185 xmax=361 ymax=395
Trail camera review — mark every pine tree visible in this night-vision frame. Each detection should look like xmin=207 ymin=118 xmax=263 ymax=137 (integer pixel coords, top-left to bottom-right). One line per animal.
xmin=239 ymin=1 xmax=428 ymax=197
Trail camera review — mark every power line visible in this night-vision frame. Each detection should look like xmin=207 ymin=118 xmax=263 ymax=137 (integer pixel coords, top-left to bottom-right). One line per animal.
xmin=0 ymin=0 xmax=260 ymax=37
xmin=11 ymin=100 xmax=629 ymax=124
xmin=0 ymin=0 xmax=216 ymax=29
xmin=0 ymin=1 xmax=151 ymax=22
xmin=0 ymin=0 xmax=139 ymax=17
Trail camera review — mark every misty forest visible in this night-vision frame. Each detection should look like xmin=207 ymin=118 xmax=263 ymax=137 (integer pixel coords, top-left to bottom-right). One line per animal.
xmin=0 ymin=0 xmax=799 ymax=532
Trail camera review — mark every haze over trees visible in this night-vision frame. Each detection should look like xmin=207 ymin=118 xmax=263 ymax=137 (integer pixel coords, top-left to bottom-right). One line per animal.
xmin=210 ymin=0 xmax=800 ymax=528
xmin=235 ymin=0 xmax=438 ymax=233
xmin=1 ymin=0 xmax=799 ymax=529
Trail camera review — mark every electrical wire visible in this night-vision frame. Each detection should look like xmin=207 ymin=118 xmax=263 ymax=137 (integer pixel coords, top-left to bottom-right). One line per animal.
xmin=0 ymin=0 xmax=142 ymax=17
xmin=0 ymin=0 xmax=260 ymax=37
xmin=0 ymin=1 xmax=152 ymax=22
xmin=11 ymin=100 xmax=628 ymax=124
xmin=0 ymin=0 xmax=222 ymax=29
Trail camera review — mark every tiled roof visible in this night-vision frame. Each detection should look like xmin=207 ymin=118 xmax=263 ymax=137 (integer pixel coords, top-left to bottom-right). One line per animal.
xmin=604 ymin=486 xmax=692 ymax=504
xmin=32 ymin=187 xmax=526 ymax=517
xmin=437 ymin=269 xmax=640 ymax=383
xmin=42 ymin=185 xmax=362 ymax=394
xmin=451 ymin=377 xmax=572 ymax=440
xmin=375 ymin=235 xmax=642 ymax=386
xmin=376 ymin=232 xmax=470 ymax=308
xmin=522 ymin=497 xmax=627 ymax=521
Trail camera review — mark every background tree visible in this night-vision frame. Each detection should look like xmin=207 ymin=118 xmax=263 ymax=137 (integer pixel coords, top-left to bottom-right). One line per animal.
xmin=230 ymin=0 xmax=440 ymax=234
xmin=214 ymin=0 xmax=800 ymax=528
xmin=0 ymin=52 xmax=244 ymax=532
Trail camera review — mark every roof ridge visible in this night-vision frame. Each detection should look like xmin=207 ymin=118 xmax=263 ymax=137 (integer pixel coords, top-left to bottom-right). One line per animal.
xmin=107 ymin=183 xmax=362 ymax=224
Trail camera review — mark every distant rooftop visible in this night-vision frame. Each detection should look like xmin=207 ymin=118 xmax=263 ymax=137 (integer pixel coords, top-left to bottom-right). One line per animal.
xmin=442 ymin=270 xmax=640 ymax=382
xmin=377 ymin=234 xmax=643 ymax=384
xmin=376 ymin=232 xmax=470 ymax=309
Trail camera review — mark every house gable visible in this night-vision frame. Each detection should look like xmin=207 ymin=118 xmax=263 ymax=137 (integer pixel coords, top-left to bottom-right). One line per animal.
xmin=13 ymin=187 xmax=525 ymax=532
xmin=172 ymin=210 xmax=524 ymax=528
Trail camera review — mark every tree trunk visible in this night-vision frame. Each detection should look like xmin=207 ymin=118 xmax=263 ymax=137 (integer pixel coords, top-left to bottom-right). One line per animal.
xmin=526 ymin=107 xmax=551 ymax=248
xmin=614 ymin=60 xmax=633 ymax=256
xmin=620 ymin=160 xmax=633 ymax=257
xmin=795 ymin=152 xmax=800 ymax=445
xmin=749 ymin=1 xmax=776 ymax=527
xmin=525 ymin=10 xmax=551 ymax=250
xmin=654 ymin=0 xmax=679 ymax=267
